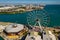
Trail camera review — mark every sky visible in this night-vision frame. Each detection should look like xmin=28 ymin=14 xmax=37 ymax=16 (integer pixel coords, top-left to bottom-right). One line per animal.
xmin=0 ymin=0 xmax=60 ymax=4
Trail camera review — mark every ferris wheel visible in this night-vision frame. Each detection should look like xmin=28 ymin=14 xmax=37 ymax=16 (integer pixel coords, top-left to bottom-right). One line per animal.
xmin=27 ymin=9 xmax=50 ymax=27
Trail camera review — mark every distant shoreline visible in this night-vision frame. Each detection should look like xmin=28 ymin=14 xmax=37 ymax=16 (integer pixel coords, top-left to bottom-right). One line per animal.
xmin=0 ymin=9 xmax=43 ymax=14
xmin=0 ymin=4 xmax=44 ymax=14
xmin=0 ymin=11 xmax=26 ymax=14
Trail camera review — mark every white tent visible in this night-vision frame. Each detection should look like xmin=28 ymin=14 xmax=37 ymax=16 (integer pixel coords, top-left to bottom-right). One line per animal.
xmin=5 ymin=24 xmax=24 ymax=33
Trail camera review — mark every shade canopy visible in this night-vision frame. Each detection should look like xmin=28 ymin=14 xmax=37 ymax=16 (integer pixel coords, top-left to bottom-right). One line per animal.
xmin=5 ymin=24 xmax=24 ymax=33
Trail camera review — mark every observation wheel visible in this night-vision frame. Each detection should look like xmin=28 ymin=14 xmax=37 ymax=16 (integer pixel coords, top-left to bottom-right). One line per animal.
xmin=27 ymin=9 xmax=50 ymax=27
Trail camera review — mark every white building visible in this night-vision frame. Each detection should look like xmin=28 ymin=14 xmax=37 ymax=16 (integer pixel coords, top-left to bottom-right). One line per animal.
xmin=5 ymin=24 xmax=24 ymax=33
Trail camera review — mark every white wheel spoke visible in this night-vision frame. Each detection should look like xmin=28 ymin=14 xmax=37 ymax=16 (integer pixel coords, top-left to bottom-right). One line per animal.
xmin=27 ymin=9 xmax=50 ymax=27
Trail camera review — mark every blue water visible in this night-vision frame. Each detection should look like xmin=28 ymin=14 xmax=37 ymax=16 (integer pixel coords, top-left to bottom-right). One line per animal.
xmin=0 ymin=13 xmax=27 ymax=24
xmin=0 ymin=5 xmax=60 ymax=27
xmin=0 ymin=36 xmax=4 ymax=40
xmin=44 ymin=5 xmax=60 ymax=27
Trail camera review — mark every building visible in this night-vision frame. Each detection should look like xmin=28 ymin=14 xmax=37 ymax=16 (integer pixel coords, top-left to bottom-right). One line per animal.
xmin=3 ymin=24 xmax=28 ymax=40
